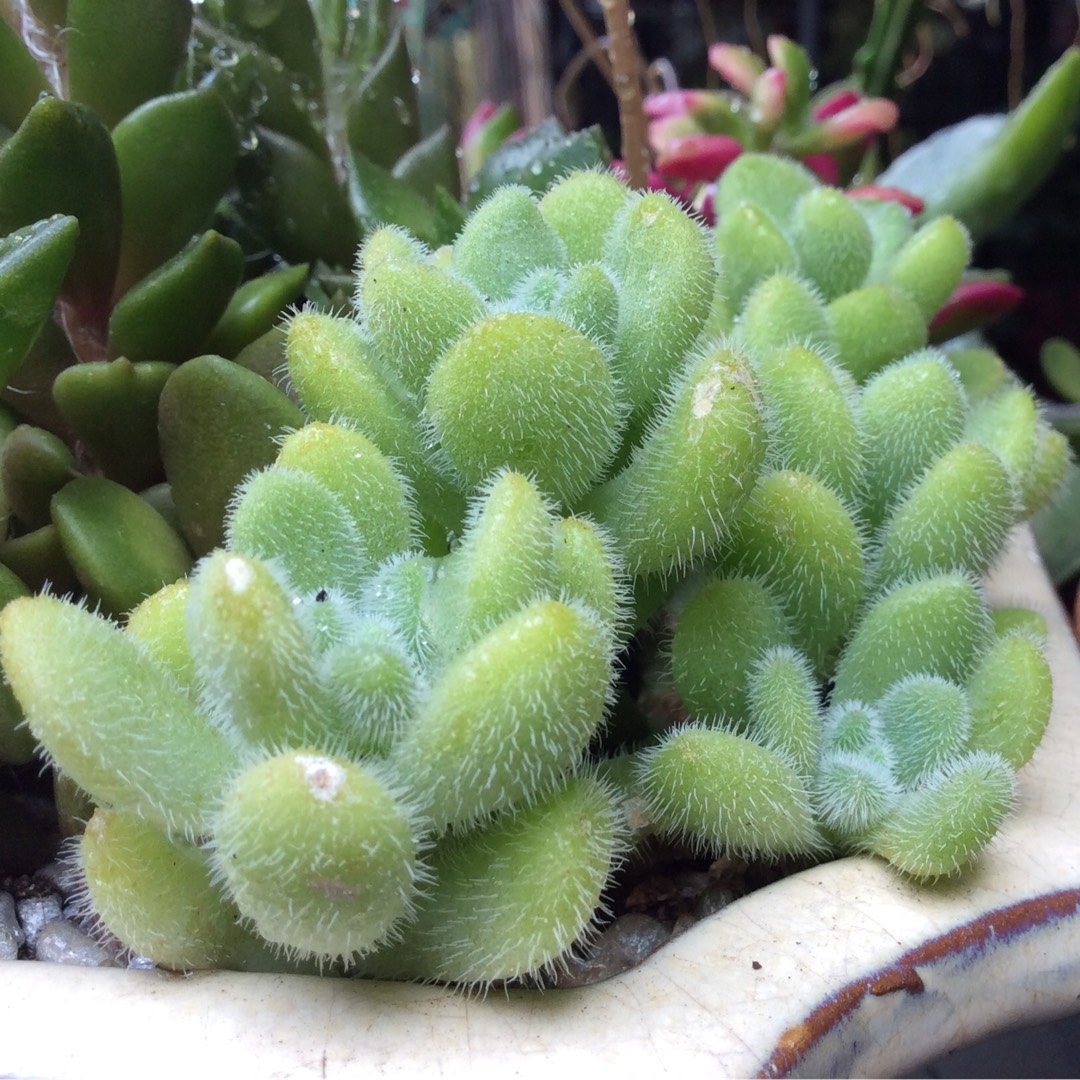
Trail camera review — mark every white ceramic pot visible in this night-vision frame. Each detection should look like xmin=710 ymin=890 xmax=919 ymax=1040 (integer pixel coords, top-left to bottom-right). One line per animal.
xmin=3 ymin=527 xmax=1079 ymax=1079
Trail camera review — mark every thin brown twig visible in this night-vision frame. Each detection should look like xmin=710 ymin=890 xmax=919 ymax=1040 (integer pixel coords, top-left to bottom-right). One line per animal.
xmin=557 ymin=0 xmax=616 ymax=91
xmin=694 ymin=0 xmax=720 ymax=88
xmin=1007 ymin=0 xmax=1026 ymax=110
xmin=598 ymin=0 xmax=650 ymax=190
xmin=743 ymin=0 xmax=765 ymax=58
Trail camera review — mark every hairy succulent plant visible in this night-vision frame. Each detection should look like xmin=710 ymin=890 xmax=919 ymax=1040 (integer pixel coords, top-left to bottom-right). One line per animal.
xmin=0 ymin=156 xmax=1066 ymax=985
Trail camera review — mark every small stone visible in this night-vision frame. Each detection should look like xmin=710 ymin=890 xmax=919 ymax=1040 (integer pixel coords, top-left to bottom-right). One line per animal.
xmin=549 ymin=914 xmax=672 ymax=987
xmin=35 ymin=859 xmax=74 ymax=895
xmin=127 ymin=954 xmax=157 ymax=970
xmin=16 ymin=894 xmax=63 ymax=946
xmin=33 ymin=920 xmax=109 ymax=966
xmin=0 ymin=892 xmax=25 ymax=959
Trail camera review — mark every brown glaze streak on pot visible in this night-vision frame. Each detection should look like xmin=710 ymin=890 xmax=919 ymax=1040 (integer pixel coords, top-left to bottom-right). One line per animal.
xmin=759 ymin=887 xmax=1080 ymax=1077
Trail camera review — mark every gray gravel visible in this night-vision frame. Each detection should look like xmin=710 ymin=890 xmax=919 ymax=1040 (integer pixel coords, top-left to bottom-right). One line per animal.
xmin=0 ymin=891 xmax=24 ymax=959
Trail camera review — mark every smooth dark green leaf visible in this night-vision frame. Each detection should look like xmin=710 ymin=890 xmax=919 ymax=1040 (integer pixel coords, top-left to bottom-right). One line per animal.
xmin=159 ymin=354 xmax=303 ymax=555
xmin=0 ymin=315 xmax=77 ymax=437
xmin=881 ymin=48 xmax=1080 ymax=240
xmin=204 ymin=261 xmax=309 ymax=358
xmin=467 ymin=120 xmax=611 ymax=206
xmin=52 ymin=475 xmax=193 ymax=619
xmin=200 ymin=46 xmax=329 ymax=163
xmin=0 ymin=215 xmax=78 ymax=384
xmin=66 ymin=0 xmax=192 ymax=128
xmin=0 ymin=96 xmax=121 ymax=325
xmin=108 ymin=231 xmax=244 ymax=364
xmin=347 ymin=146 xmax=441 ymax=247
xmin=0 ymin=18 xmax=50 ymax=132
xmin=347 ymin=22 xmax=420 ymax=171
xmin=1041 ymin=338 xmax=1080 ymax=405
xmin=228 ymin=0 xmax=322 ymax=95
xmin=52 ymin=359 xmax=176 ymax=488
xmin=240 ymin=127 xmax=359 ymax=266
xmin=113 ymin=88 xmax=240 ymax=296
xmin=1033 ymin=463 xmax=1080 ymax=584
xmin=0 ymin=424 xmax=77 ymax=529
xmin=393 ymin=124 xmax=461 ymax=201
xmin=0 ymin=523 xmax=77 ymax=595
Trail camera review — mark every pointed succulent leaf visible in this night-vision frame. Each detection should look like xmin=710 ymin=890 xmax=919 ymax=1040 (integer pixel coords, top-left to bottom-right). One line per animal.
xmin=0 ymin=594 xmax=239 ymax=836
xmin=241 ymin=128 xmax=359 ymax=267
xmin=108 ymin=231 xmax=244 ymax=364
xmin=65 ymin=0 xmax=192 ymax=128
xmin=882 ymin=49 xmax=1080 ymax=240
xmin=467 ymin=119 xmax=610 ymax=205
xmin=55 ymin=356 xmax=174 ymax=490
xmin=346 ymin=22 xmax=419 ymax=171
xmin=0 ymin=18 xmax=50 ymax=132
xmin=0 ymin=215 xmax=79 ymax=385
xmin=346 ymin=147 xmax=444 ymax=250
xmin=112 ymin=89 xmax=240 ymax=296
xmin=391 ymin=124 xmax=461 ymax=201
xmin=0 ymin=96 xmax=121 ymax=324
xmin=158 ymin=355 xmax=304 ymax=556
xmin=203 ymin=262 xmax=309 ymax=360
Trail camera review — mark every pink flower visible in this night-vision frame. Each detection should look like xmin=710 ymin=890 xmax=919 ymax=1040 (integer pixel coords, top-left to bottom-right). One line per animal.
xmin=929 ymin=280 xmax=1025 ymax=343
xmin=708 ymin=42 xmax=765 ymax=96
xmin=654 ymin=133 xmax=743 ymax=183
xmin=846 ymin=185 xmax=925 ymax=214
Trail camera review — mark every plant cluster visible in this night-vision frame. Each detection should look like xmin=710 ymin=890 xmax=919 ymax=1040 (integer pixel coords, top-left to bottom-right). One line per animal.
xmin=0 ymin=155 xmax=1065 ymax=986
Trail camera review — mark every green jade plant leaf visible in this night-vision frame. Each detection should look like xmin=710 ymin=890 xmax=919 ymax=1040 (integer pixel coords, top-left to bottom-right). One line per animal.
xmin=0 ymin=159 xmax=1066 ymax=987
